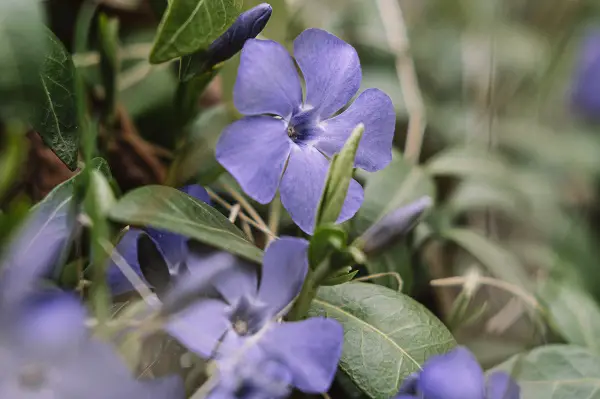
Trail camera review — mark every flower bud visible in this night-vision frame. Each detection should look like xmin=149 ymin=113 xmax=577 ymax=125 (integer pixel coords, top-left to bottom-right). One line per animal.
xmin=572 ymin=30 xmax=600 ymax=121
xmin=208 ymin=3 xmax=273 ymax=66
xmin=359 ymin=196 xmax=433 ymax=256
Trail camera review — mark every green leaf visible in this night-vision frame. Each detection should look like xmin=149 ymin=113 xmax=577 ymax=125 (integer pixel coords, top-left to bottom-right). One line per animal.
xmin=149 ymin=0 xmax=243 ymax=64
xmin=442 ymin=228 xmax=530 ymax=288
xmin=425 ymin=147 xmax=511 ymax=181
xmin=364 ymin=241 xmax=411 ymax=292
xmin=0 ymin=0 xmax=46 ymax=119
xmin=309 ymin=283 xmax=456 ymax=398
xmin=353 ymin=152 xmax=435 ymax=235
xmin=316 ymin=124 xmax=364 ymax=227
xmin=30 ymin=29 xmax=79 ymax=170
xmin=109 ymin=185 xmax=262 ymax=263
xmin=490 ymin=345 xmax=600 ymax=399
xmin=540 ymin=281 xmax=600 ymax=354
xmin=321 ymin=268 xmax=358 ymax=286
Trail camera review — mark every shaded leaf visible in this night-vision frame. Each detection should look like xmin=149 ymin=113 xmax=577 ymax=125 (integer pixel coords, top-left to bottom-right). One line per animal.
xmin=30 ymin=29 xmax=79 ymax=170
xmin=354 ymin=152 xmax=435 ymax=235
xmin=109 ymin=185 xmax=262 ymax=263
xmin=316 ymin=124 xmax=364 ymax=227
xmin=309 ymin=225 xmax=347 ymax=269
xmin=364 ymin=241 xmax=411 ymax=292
xmin=150 ymin=0 xmax=243 ymax=64
xmin=442 ymin=228 xmax=530 ymax=288
xmin=0 ymin=0 xmax=46 ymax=118
xmin=309 ymin=283 xmax=456 ymax=399
xmin=490 ymin=345 xmax=600 ymax=399
xmin=540 ymin=280 xmax=600 ymax=354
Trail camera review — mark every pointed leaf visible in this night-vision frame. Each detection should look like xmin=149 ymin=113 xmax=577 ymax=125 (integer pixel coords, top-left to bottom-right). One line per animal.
xmin=490 ymin=345 xmax=600 ymax=399
xmin=540 ymin=281 xmax=600 ymax=354
xmin=0 ymin=0 xmax=46 ymax=118
xmin=354 ymin=151 xmax=435 ymax=235
xmin=443 ymin=228 xmax=530 ymax=288
xmin=150 ymin=0 xmax=243 ymax=64
xmin=30 ymin=28 xmax=79 ymax=170
xmin=316 ymin=123 xmax=364 ymax=227
xmin=108 ymin=185 xmax=262 ymax=263
xmin=309 ymin=283 xmax=456 ymax=398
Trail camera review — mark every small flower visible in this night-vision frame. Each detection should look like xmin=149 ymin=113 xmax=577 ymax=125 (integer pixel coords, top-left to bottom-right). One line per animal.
xmin=395 ymin=346 xmax=520 ymax=399
xmin=571 ymin=29 xmax=600 ymax=121
xmin=166 ymin=237 xmax=343 ymax=395
xmin=0 ymin=291 xmax=184 ymax=398
xmin=216 ymin=29 xmax=396 ymax=233
xmin=107 ymin=184 xmax=210 ymax=296
xmin=360 ymin=196 xmax=432 ymax=255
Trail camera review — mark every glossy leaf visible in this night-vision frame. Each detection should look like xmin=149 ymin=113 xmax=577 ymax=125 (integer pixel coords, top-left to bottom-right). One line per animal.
xmin=316 ymin=123 xmax=364 ymax=227
xmin=309 ymin=283 xmax=456 ymax=398
xmin=442 ymin=228 xmax=530 ymax=288
xmin=30 ymin=28 xmax=79 ymax=170
xmin=540 ymin=281 xmax=600 ymax=354
xmin=0 ymin=0 xmax=46 ymax=118
xmin=353 ymin=151 xmax=435 ymax=235
xmin=149 ymin=0 xmax=243 ymax=64
xmin=108 ymin=185 xmax=262 ymax=263
xmin=490 ymin=345 xmax=600 ymax=399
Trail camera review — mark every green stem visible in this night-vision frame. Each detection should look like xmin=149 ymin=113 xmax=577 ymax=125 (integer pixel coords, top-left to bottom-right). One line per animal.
xmin=288 ymin=260 xmax=331 ymax=321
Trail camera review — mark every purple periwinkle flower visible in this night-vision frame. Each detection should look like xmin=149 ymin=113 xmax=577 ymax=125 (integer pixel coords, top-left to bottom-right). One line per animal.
xmin=395 ymin=347 xmax=520 ymax=399
xmin=0 ymin=291 xmax=184 ymax=398
xmin=166 ymin=237 xmax=343 ymax=395
xmin=571 ymin=29 xmax=600 ymax=121
xmin=216 ymin=28 xmax=396 ymax=233
xmin=107 ymin=184 xmax=211 ymax=296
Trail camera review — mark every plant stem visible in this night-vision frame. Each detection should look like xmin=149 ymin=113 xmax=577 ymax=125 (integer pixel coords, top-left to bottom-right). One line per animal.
xmin=288 ymin=260 xmax=331 ymax=321
xmin=267 ymin=194 xmax=281 ymax=244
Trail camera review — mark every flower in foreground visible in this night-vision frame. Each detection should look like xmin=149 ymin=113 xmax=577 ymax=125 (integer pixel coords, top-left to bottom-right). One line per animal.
xmin=166 ymin=237 xmax=343 ymax=395
xmin=572 ymin=29 xmax=600 ymax=121
xmin=0 ymin=291 xmax=184 ymax=399
xmin=216 ymin=28 xmax=396 ymax=233
xmin=107 ymin=184 xmax=210 ymax=296
xmin=395 ymin=347 xmax=520 ymax=399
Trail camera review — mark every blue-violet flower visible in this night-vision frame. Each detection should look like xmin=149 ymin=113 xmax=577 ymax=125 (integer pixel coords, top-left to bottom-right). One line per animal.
xmin=571 ymin=29 xmax=600 ymax=121
xmin=216 ymin=28 xmax=396 ymax=233
xmin=166 ymin=237 xmax=343 ymax=395
xmin=395 ymin=346 xmax=520 ymax=399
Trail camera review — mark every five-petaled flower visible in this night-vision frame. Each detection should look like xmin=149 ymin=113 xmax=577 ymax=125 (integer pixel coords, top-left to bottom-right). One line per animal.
xmin=216 ymin=28 xmax=396 ymax=233
xmin=166 ymin=237 xmax=343 ymax=396
xmin=394 ymin=347 xmax=520 ymax=399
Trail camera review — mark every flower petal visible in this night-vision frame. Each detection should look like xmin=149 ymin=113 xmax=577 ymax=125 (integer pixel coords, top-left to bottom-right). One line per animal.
xmin=280 ymin=146 xmax=363 ymax=233
xmin=486 ymin=371 xmax=520 ymax=399
xmin=418 ymin=347 xmax=485 ymax=399
xmin=107 ymin=229 xmax=146 ymax=296
xmin=217 ymin=116 xmax=291 ymax=204
xmin=257 ymin=237 xmax=309 ymax=314
xmin=260 ymin=318 xmax=343 ymax=393
xmin=293 ymin=29 xmax=361 ymax=119
xmin=234 ymin=39 xmax=302 ymax=118
xmin=0 ymin=187 xmax=75 ymax=304
xmin=13 ymin=292 xmax=87 ymax=357
xmin=166 ymin=299 xmax=230 ymax=358
xmin=317 ymin=88 xmax=395 ymax=172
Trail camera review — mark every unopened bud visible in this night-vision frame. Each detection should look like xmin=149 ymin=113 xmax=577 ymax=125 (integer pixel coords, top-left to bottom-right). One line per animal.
xmin=359 ymin=196 xmax=433 ymax=255
xmin=208 ymin=3 xmax=273 ymax=66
